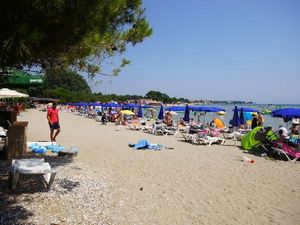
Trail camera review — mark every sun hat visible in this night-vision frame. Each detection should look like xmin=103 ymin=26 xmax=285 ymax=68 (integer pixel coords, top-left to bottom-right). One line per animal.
xmin=292 ymin=118 xmax=299 ymax=124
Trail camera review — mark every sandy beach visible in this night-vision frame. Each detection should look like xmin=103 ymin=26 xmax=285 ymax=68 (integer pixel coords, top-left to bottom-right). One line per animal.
xmin=1 ymin=108 xmax=300 ymax=225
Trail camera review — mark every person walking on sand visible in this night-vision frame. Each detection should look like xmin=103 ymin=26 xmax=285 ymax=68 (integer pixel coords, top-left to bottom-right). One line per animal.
xmin=47 ymin=102 xmax=61 ymax=142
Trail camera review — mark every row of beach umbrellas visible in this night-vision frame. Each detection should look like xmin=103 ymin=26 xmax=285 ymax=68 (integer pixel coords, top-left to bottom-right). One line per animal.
xmin=68 ymin=102 xmax=300 ymax=123
xmin=68 ymin=102 xmax=152 ymax=109
xmin=161 ymin=104 xmax=300 ymax=125
xmin=232 ymin=106 xmax=300 ymax=127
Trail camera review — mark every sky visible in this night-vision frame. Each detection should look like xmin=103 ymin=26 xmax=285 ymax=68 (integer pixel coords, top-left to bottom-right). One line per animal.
xmin=90 ymin=0 xmax=300 ymax=104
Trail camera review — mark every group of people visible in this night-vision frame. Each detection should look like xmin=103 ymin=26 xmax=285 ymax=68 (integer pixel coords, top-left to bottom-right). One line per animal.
xmin=278 ymin=121 xmax=299 ymax=141
xmin=47 ymin=103 xmax=300 ymax=145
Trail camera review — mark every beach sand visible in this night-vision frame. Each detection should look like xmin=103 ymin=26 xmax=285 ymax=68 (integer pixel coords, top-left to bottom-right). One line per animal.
xmin=5 ymin=109 xmax=300 ymax=225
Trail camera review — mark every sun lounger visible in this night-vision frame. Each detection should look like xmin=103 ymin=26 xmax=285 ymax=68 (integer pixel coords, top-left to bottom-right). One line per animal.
xmin=141 ymin=125 xmax=154 ymax=133
xmin=128 ymin=124 xmax=142 ymax=131
xmin=181 ymin=133 xmax=197 ymax=144
xmin=272 ymin=141 xmax=300 ymax=162
xmin=155 ymin=126 xmax=177 ymax=136
xmin=196 ymin=135 xmax=225 ymax=146
xmin=11 ymin=158 xmax=56 ymax=190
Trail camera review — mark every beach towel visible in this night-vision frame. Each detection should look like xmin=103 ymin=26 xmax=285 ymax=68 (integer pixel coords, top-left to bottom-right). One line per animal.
xmin=31 ymin=146 xmax=47 ymax=154
xmin=58 ymin=146 xmax=79 ymax=156
xmin=129 ymin=139 xmax=171 ymax=151
xmin=46 ymin=144 xmax=65 ymax=153
xmin=29 ymin=143 xmax=66 ymax=154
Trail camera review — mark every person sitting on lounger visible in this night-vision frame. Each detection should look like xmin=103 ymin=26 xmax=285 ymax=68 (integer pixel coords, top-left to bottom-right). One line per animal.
xmin=189 ymin=118 xmax=196 ymax=126
xmin=290 ymin=122 xmax=299 ymax=135
xmin=178 ymin=117 xmax=187 ymax=126
xmin=278 ymin=126 xmax=289 ymax=141
xmin=163 ymin=111 xmax=173 ymax=126
xmin=101 ymin=112 xmax=108 ymax=125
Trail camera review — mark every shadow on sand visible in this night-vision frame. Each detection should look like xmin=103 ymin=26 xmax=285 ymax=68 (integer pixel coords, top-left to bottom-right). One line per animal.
xmin=0 ymin=154 xmax=76 ymax=224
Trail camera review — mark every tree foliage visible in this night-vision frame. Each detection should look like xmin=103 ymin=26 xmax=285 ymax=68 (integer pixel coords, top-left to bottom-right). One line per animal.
xmin=44 ymin=68 xmax=91 ymax=93
xmin=144 ymin=90 xmax=184 ymax=103
xmin=0 ymin=0 xmax=152 ymax=76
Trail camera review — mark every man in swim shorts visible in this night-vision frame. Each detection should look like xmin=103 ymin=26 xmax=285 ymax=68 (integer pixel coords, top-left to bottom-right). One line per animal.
xmin=47 ymin=102 xmax=61 ymax=142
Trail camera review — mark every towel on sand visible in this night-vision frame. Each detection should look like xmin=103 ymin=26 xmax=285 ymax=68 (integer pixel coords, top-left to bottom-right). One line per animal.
xmin=129 ymin=139 xmax=173 ymax=151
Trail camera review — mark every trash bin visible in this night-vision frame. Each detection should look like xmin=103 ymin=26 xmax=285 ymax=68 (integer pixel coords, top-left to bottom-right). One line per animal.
xmin=4 ymin=121 xmax=28 ymax=161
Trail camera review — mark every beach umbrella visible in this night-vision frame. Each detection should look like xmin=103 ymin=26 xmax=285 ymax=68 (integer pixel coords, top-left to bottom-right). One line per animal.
xmin=158 ymin=105 xmax=164 ymax=120
xmin=141 ymin=105 xmax=153 ymax=109
xmin=165 ymin=106 xmax=186 ymax=111
xmin=102 ymin=102 xmax=122 ymax=108
xmin=191 ymin=106 xmax=225 ymax=112
xmin=231 ymin=106 xmax=240 ymax=127
xmin=240 ymin=108 xmax=246 ymax=125
xmin=123 ymin=103 xmax=138 ymax=109
xmin=0 ymin=88 xmax=29 ymax=98
xmin=89 ymin=102 xmax=102 ymax=107
xmin=272 ymin=108 xmax=300 ymax=119
xmin=183 ymin=105 xmax=190 ymax=122
xmin=121 ymin=110 xmax=135 ymax=115
xmin=137 ymin=105 xmax=143 ymax=118
xmin=75 ymin=102 xmax=89 ymax=107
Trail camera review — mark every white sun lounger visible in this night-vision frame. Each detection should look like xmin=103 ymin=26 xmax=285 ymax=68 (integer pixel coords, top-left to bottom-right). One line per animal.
xmin=11 ymin=158 xmax=56 ymax=190
xmin=196 ymin=136 xmax=226 ymax=146
xmin=182 ymin=133 xmax=197 ymax=144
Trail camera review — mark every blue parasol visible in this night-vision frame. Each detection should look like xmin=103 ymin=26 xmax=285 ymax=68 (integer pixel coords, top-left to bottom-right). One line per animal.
xmin=165 ymin=106 xmax=186 ymax=111
xmin=89 ymin=102 xmax=102 ymax=107
xmin=141 ymin=105 xmax=153 ymax=109
xmin=190 ymin=106 xmax=226 ymax=112
xmin=102 ymin=102 xmax=122 ymax=107
xmin=137 ymin=105 xmax=143 ymax=118
xmin=240 ymin=108 xmax=246 ymax=124
xmin=158 ymin=105 xmax=164 ymax=120
xmin=272 ymin=108 xmax=300 ymax=119
xmin=183 ymin=105 xmax=190 ymax=122
xmin=231 ymin=106 xmax=240 ymax=127
xmin=75 ymin=102 xmax=89 ymax=107
xmin=123 ymin=103 xmax=138 ymax=109
xmin=191 ymin=106 xmax=226 ymax=112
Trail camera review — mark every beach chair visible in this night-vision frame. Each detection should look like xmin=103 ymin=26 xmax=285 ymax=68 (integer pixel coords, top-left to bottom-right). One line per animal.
xmin=128 ymin=124 xmax=142 ymax=131
xmin=222 ymin=131 xmax=235 ymax=140
xmin=155 ymin=127 xmax=175 ymax=136
xmin=181 ymin=133 xmax=197 ymax=144
xmin=195 ymin=135 xmax=225 ymax=146
xmin=11 ymin=158 xmax=56 ymax=190
xmin=141 ymin=125 xmax=154 ymax=133
xmin=272 ymin=141 xmax=300 ymax=162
